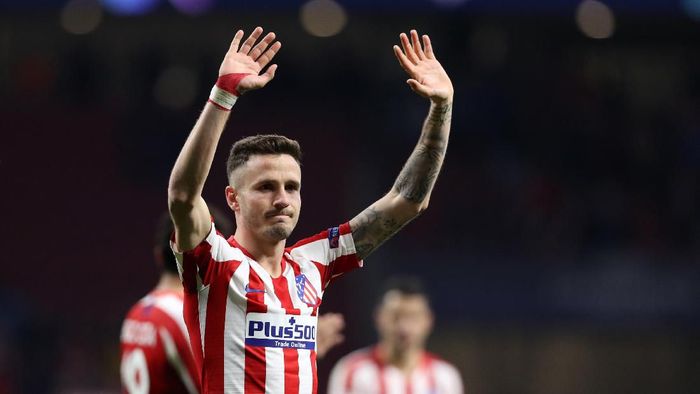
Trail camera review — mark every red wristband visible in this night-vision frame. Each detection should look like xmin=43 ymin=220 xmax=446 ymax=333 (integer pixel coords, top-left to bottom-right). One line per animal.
xmin=216 ymin=73 xmax=250 ymax=97
xmin=208 ymin=73 xmax=250 ymax=111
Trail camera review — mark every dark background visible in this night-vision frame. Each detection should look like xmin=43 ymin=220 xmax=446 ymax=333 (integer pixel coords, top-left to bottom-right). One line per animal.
xmin=1 ymin=0 xmax=699 ymax=393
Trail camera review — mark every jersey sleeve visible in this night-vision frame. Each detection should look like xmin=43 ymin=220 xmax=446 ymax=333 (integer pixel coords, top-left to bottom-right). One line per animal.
xmin=288 ymin=222 xmax=363 ymax=290
xmin=171 ymin=222 xmax=231 ymax=293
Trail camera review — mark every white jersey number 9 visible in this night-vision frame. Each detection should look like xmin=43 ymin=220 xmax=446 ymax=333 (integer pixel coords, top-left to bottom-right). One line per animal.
xmin=121 ymin=348 xmax=150 ymax=394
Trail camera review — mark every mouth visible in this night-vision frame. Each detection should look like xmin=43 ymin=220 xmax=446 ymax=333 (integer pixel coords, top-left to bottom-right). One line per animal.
xmin=265 ymin=211 xmax=292 ymax=219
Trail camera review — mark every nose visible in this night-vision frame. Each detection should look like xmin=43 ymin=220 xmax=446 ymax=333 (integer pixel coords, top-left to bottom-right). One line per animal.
xmin=396 ymin=318 xmax=413 ymax=336
xmin=273 ymin=188 xmax=291 ymax=210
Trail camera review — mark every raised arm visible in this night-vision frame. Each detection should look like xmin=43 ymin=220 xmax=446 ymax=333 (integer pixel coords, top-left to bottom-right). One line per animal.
xmin=168 ymin=27 xmax=281 ymax=251
xmin=349 ymin=30 xmax=453 ymax=260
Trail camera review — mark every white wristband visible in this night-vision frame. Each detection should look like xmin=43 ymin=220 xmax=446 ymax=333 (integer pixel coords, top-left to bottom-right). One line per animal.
xmin=209 ymin=85 xmax=238 ymax=110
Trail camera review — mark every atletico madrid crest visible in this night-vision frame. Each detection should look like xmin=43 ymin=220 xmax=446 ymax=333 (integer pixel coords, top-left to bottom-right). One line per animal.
xmin=295 ymin=274 xmax=320 ymax=307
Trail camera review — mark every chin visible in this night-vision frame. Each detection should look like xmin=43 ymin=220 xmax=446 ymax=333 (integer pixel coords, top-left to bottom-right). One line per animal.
xmin=264 ymin=225 xmax=292 ymax=241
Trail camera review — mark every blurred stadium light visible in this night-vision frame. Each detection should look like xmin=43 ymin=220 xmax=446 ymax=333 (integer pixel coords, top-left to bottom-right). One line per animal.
xmin=576 ymin=0 xmax=615 ymax=39
xmin=300 ymin=0 xmax=348 ymax=38
xmin=61 ymin=0 xmax=103 ymax=35
xmin=0 ymin=0 xmax=692 ymax=14
xmin=100 ymin=0 xmax=159 ymax=15
xmin=682 ymin=0 xmax=700 ymax=19
xmin=169 ymin=0 xmax=214 ymax=15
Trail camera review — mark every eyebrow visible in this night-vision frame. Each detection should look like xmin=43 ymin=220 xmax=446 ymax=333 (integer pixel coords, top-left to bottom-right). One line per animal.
xmin=252 ymin=179 xmax=300 ymax=187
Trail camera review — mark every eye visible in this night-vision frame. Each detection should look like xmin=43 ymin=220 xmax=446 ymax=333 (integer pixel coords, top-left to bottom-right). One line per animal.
xmin=285 ymin=183 xmax=300 ymax=192
xmin=258 ymin=183 xmax=274 ymax=191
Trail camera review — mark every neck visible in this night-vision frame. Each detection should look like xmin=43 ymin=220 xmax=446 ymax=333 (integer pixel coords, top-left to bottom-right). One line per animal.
xmin=377 ymin=342 xmax=423 ymax=374
xmin=234 ymin=229 xmax=286 ymax=277
xmin=155 ymin=273 xmax=184 ymax=293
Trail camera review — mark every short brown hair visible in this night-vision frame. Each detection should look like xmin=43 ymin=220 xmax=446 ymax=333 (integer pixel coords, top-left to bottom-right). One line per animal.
xmin=226 ymin=134 xmax=302 ymax=180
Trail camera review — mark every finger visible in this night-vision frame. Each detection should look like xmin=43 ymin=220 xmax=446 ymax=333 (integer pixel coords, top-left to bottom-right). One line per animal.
xmin=256 ymin=41 xmax=282 ymax=68
xmin=229 ymin=30 xmax=245 ymax=52
xmin=260 ymin=64 xmax=278 ymax=82
xmin=407 ymin=79 xmax=432 ymax=97
xmin=246 ymin=64 xmax=277 ymax=92
xmin=399 ymin=32 xmax=418 ymax=65
xmin=393 ymin=45 xmax=416 ymax=74
xmin=410 ymin=29 xmax=425 ymax=60
xmin=249 ymin=32 xmax=276 ymax=61
xmin=422 ymin=34 xmax=435 ymax=59
xmin=239 ymin=26 xmax=263 ymax=54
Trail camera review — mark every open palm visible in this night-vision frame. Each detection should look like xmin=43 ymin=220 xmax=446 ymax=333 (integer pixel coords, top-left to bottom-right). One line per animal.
xmin=219 ymin=27 xmax=282 ymax=95
xmin=393 ymin=30 xmax=453 ymax=103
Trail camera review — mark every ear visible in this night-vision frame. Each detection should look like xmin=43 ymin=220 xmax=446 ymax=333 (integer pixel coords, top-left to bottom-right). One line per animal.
xmin=225 ymin=185 xmax=240 ymax=212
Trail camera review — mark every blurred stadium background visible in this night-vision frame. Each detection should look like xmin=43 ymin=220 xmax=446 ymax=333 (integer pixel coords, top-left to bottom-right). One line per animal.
xmin=2 ymin=0 xmax=700 ymax=393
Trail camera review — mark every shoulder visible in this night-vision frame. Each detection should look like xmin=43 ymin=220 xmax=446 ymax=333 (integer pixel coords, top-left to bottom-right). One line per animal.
xmin=334 ymin=347 xmax=375 ymax=370
xmin=176 ymin=224 xmax=247 ymax=263
xmin=150 ymin=291 xmax=184 ymax=321
xmin=123 ymin=293 xmax=155 ymax=320
xmin=126 ymin=291 xmax=188 ymax=335
xmin=425 ymin=352 xmax=462 ymax=380
xmin=287 ymin=223 xmax=354 ymax=259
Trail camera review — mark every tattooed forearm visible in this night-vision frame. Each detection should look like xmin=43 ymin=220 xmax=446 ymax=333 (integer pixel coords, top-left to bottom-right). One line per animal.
xmin=392 ymin=102 xmax=451 ymax=203
xmin=427 ymin=102 xmax=452 ymax=128
xmin=351 ymin=206 xmax=408 ymax=260
xmin=393 ymin=144 xmax=443 ymax=202
xmin=350 ymin=101 xmax=452 ymax=260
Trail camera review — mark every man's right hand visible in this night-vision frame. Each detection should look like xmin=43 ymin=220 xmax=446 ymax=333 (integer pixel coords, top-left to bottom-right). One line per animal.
xmin=219 ymin=27 xmax=281 ymax=95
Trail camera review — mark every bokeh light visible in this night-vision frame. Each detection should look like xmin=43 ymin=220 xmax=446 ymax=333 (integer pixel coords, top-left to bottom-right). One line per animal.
xmin=61 ymin=0 xmax=103 ymax=35
xmin=682 ymin=0 xmax=700 ymax=20
xmin=576 ymin=0 xmax=615 ymax=39
xmin=300 ymin=0 xmax=348 ymax=38
xmin=169 ymin=0 xmax=214 ymax=15
xmin=101 ymin=0 xmax=160 ymax=15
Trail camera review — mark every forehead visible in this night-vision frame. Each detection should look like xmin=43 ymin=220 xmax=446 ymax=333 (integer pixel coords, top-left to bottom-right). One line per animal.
xmin=380 ymin=292 xmax=430 ymax=313
xmin=236 ymin=154 xmax=301 ymax=184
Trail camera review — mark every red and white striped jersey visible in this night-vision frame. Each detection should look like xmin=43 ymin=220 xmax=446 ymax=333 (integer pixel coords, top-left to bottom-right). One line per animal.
xmin=328 ymin=346 xmax=464 ymax=394
xmin=120 ymin=289 xmax=200 ymax=394
xmin=172 ymin=222 xmax=362 ymax=393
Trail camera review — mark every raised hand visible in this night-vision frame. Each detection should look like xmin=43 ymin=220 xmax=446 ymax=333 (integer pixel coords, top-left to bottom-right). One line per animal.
xmin=219 ymin=27 xmax=282 ymax=95
xmin=393 ymin=30 xmax=453 ymax=104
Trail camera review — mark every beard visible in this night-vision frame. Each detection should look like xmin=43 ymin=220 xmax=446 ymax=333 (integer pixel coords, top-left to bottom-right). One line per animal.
xmin=263 ymin=223 xmax=292 ymax=241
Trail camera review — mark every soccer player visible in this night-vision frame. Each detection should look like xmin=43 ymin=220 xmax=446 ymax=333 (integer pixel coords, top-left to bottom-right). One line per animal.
xmin=120 ymin=212 xmax=346 ymax=394
xmin=328 ymin=277 xmax=463 ymax=394
xmin=167 ymin=26 xmax=453 ymax=393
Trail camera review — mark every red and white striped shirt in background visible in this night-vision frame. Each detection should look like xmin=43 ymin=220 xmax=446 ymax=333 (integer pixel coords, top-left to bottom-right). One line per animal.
xmin=120 ymin=290 xmax=200 ymax=394
xmin=172 ymin=222 xmax=362 ymax=393
xmin=328 ymin=346 xmax=464 ymax=394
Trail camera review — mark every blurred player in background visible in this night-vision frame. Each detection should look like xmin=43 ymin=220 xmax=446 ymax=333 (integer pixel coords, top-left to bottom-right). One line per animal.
xmin=120 ymin=211 xmax=346 ymax=393
xmin=328 ymin=277 xmax=463 ymax=394
xmin=120 ymin=210 xmax=232 ymax=394
xmin=167 ymin=25 xmax=453 ymax=392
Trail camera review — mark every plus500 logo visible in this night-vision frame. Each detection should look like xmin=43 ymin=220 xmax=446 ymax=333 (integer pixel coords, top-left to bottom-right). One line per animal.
xmin=247 ymin=317 xmax=316 ymax=341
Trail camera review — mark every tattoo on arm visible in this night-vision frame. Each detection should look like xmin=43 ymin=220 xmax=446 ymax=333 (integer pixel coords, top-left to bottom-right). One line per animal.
xmin=350 ymin=102 xmax=452 ymax=260
xmin=427 ymin=102 xmax=452 ymax=127
xmin=393 ymin=102 xmax=452 ymax=203
xmin=352 ymin=206 xmax=408 ymax=260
